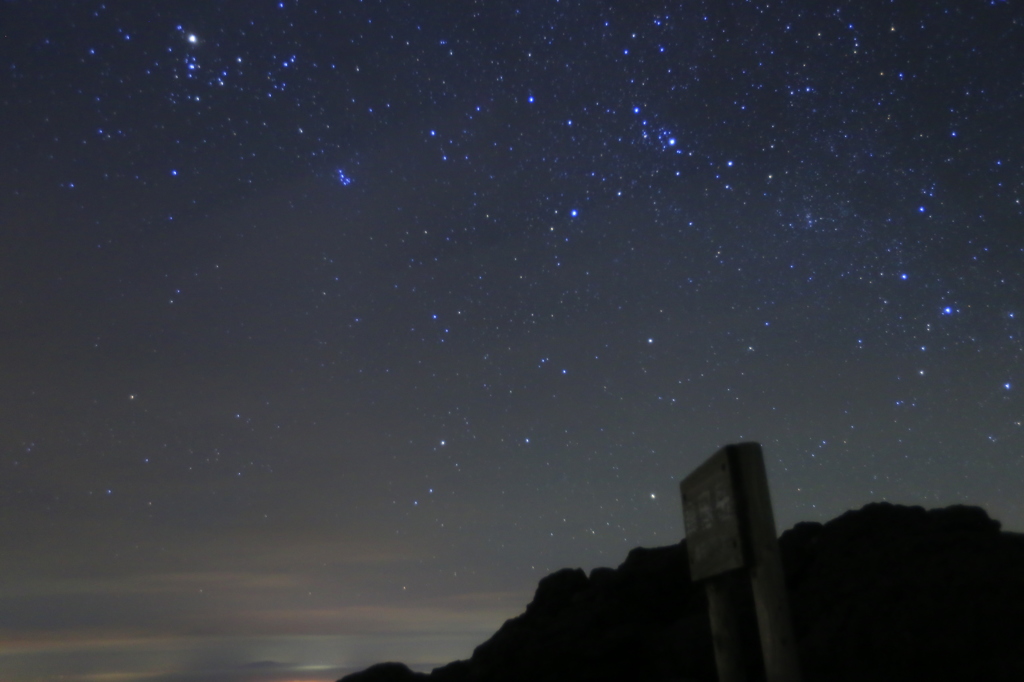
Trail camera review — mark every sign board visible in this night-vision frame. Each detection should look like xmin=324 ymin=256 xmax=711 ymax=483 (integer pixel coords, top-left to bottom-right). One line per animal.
xmin=679 ymin=443 xmax=802 ymax=682
xmin=680 ymin=446 xmax=746 ymax=580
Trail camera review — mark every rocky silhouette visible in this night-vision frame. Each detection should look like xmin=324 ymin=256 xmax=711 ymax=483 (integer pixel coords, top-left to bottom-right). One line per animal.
xmin=339 ymin=503 xmax=1024 ymax=682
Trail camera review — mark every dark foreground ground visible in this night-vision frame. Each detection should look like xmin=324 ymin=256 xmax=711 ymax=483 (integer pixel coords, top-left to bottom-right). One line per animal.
xmin=340 ymin=503 xmax=1024 ymax=682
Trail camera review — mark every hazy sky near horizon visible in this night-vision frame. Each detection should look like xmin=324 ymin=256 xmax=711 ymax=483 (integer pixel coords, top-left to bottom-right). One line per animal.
xmin=2 ymin=1 xmax=1022 ymax=680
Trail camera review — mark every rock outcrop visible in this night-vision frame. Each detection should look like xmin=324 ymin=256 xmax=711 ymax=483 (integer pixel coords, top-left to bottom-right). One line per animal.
xmin=340 ymin=503 xmax=1024 ymax=682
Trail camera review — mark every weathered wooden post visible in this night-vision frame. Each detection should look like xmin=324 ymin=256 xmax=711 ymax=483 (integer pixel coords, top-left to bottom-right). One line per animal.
xmin=680 ymin=442 xmax=801 ymax=682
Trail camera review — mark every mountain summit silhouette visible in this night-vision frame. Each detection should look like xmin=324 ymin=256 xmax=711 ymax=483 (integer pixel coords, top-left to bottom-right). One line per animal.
xmin=341 ymin=503 xmax=1024 ymax=682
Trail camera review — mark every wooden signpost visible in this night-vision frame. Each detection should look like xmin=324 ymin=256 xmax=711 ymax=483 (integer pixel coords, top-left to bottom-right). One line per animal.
xmin=680 ymin=443 xmax=801 ymax=682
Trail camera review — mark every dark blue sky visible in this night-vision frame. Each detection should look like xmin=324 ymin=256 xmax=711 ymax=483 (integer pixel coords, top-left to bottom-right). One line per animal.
xmin=1 ymin=1 xmax=1022 ymax=680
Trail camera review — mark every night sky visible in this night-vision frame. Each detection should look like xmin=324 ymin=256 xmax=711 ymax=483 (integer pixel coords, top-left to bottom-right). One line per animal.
xmin=2 ymin=1 xmax=1022 ymax=680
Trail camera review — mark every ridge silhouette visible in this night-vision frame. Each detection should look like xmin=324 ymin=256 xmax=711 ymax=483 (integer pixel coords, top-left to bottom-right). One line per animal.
xmin=342 ymin=503 xmax=1024 ymax=682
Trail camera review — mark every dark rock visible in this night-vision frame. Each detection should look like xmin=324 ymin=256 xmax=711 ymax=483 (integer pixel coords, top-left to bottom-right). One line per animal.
xmin=340 ymin=503 xmax=1024 ymax=682
xmin=339 ymin=662 xmax=427 ymax=682
xmin=427 ymin=659 xmax=470 ymax=682
xmin=524 ymin=567 xmax=590 ymax=618
xmin=782 ymin=502 xmax=1024 ymax=681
